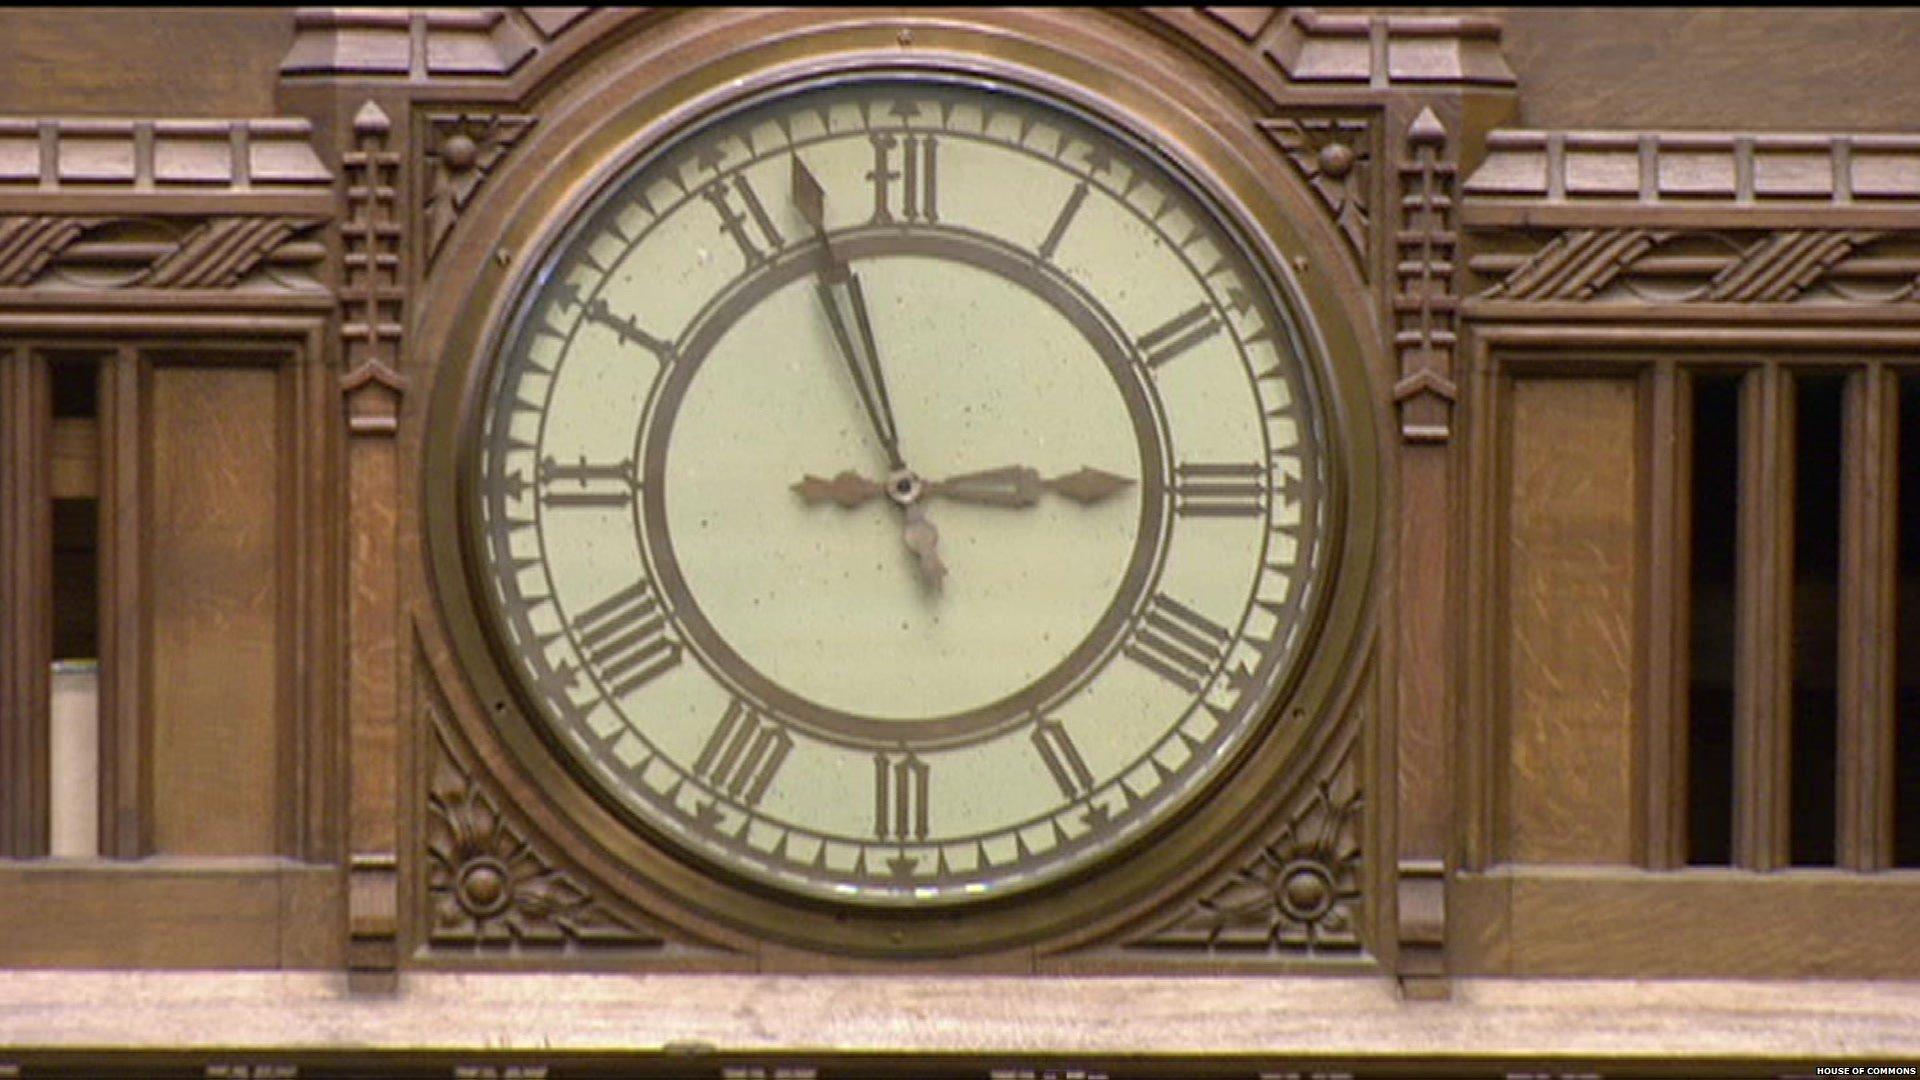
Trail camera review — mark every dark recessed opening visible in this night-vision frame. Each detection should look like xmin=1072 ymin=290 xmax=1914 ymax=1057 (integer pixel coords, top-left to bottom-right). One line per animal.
xmin=1688 ymin=372 xmax=1740 ymax=866
xmin=50 ymin=498 xmax=98 ymax=662
xmin=49 ymin=360 xmax=97 ymax=419
xmin=1895 ymin=376 xmax=1920 ymax=866
xmin=1789 ymin=372 xmax=1843 ymax=867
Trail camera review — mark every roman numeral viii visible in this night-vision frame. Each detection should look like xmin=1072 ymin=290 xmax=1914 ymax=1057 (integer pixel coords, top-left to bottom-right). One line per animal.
xmin=693 ymin=699 xmax=792 ymax=807
xmin=1124 ymin=593 xmax=1232 ymax=694
xmin=573 ymin=580 xmax=681 ymax=698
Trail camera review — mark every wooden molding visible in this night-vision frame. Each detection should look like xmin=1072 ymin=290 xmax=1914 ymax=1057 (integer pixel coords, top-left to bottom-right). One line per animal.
xmin=0 ymin=215 xmax=326 ymax=292
xmin=1468 ymin=130 xmax=1920 ymax=208
xmin=1194 ymin=8 xmax=1517 ymax=88
xmin=1469 ymin=226 xmax=1920 ymax=306
xmin=280 ymin=8 xmax=594 ymax=80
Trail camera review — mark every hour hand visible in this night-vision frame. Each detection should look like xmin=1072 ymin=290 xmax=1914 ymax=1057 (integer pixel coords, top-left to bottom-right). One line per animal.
xmin=792 ymin=470 xmax=884 ymax=509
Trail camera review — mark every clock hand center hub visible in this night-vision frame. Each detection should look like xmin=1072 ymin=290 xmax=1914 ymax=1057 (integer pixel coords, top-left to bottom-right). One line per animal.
xmin=886 ymin=469 xmax=925 ymax=508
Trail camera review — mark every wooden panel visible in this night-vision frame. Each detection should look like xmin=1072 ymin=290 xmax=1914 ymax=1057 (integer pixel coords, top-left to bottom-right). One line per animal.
xmin=0 ymin=864 xmax=340 ymax=969
xmin=0 ymin=9 xmax=289 ymax=118
xmin=148 ymin=363 xmax=283 ymax=857
xmin=0 ymin=353 xmax=51 ymax=858
xmin=1452 ymin=866 xmax=1920 ymax=977
xmin=1502 ymin=378 xmax=1639 ymax=863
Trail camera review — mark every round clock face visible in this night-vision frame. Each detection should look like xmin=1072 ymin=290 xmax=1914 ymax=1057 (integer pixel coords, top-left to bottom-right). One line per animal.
xmin=470 ymin=74 xmax=1329 ymax=906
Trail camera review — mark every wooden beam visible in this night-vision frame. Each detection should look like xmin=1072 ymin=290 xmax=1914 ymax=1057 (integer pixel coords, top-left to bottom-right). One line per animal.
xmin=1838 ymin=364 xmax=1898 ymax=869
xmin=1733 ymin=364 xmax=1792 ymax=870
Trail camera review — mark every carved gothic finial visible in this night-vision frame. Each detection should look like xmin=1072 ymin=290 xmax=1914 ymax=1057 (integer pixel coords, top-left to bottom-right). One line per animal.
xmin=1408 ymin=106 xmax=1447 ymax=146
xmin=353 ymin=99 xmax=391 ymax=138
xmin=1394 ymin=107 xmax=1459 ymax=443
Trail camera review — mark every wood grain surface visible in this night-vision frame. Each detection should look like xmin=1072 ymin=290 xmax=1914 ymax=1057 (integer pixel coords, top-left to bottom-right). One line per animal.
xmin=1504 ymin=378 xmax=1639 ymax=864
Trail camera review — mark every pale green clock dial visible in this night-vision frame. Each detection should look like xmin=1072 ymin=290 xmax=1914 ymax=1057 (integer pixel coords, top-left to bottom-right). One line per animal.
xmin=474 ymin=75 xmax=1327 ymax=904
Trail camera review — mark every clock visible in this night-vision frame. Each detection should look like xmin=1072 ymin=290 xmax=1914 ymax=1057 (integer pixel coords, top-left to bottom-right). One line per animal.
xmin=427 ymin=17 xmax=1376 ymax=955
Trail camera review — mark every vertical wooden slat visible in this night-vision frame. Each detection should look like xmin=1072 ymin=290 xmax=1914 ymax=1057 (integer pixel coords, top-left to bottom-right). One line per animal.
xmin=1734 ymin=365 xmax=1793 ymax=870
xmin=96 ymin=346 xmax=147 ymax=858
xmin=1 ymin=350 xmax=51 ymax=858
xmin=1641 ymin=362 xmax=1692 ymax=869
xmin=1461 ymin=360 xmax=1505 ymax=871
xmin=1838 ymin=364 xmax=1898 ymax=870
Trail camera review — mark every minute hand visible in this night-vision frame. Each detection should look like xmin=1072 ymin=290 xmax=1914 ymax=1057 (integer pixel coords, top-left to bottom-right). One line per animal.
xmin=925 ymin=465 xmax=1135 ymax=508
xmin=794 ymin=157 xmax=905 ymax=470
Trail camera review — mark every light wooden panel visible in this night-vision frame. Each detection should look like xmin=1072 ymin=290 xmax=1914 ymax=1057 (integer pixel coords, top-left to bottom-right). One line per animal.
xmin=1452 ymin=867 xmax=1920 ymax=977
xmin=1503 ymin=378 xmax=1640 ymax=864
xmin=0 ymin=864 xmax=341 ymax=969
xmin=148 ymin=363 xmax=283 ymax=857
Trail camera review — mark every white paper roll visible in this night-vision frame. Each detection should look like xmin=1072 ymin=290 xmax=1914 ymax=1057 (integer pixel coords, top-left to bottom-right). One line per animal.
xmin=49 ymin=660 xmax=99 ymax=859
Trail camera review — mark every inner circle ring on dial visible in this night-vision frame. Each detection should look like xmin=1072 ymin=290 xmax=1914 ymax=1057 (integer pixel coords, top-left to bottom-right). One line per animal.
xmin=636 ymin=227 xmax=1172 ymax=750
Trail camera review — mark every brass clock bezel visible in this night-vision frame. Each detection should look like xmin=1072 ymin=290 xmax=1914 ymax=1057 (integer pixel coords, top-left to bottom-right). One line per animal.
xmin=422 ymin=9 xmax=1383 ymax=959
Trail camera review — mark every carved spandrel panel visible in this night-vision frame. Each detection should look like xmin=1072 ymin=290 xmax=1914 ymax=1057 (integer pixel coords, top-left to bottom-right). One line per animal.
xmin=1260 ymin=114 xmax=1374 ymax=278
xmin=1124 ymin=721 xmax=1363 ymax=957
xmin=423 ymin=113 xmax=535 ymax=268
xmin=424 ymin=703 xmax=665 ymax=953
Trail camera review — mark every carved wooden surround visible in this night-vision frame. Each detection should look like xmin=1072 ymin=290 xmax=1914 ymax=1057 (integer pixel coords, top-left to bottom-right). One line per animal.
xmin=273 ymin=5 xmax=1513 ymax=986
xmin=5 ymin=5 xmax=1920 ymax=1076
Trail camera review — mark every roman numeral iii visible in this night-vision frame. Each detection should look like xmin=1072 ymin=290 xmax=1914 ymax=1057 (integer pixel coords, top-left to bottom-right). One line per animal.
xmin=1173 ymin=462 xmax=1267 ymax=518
